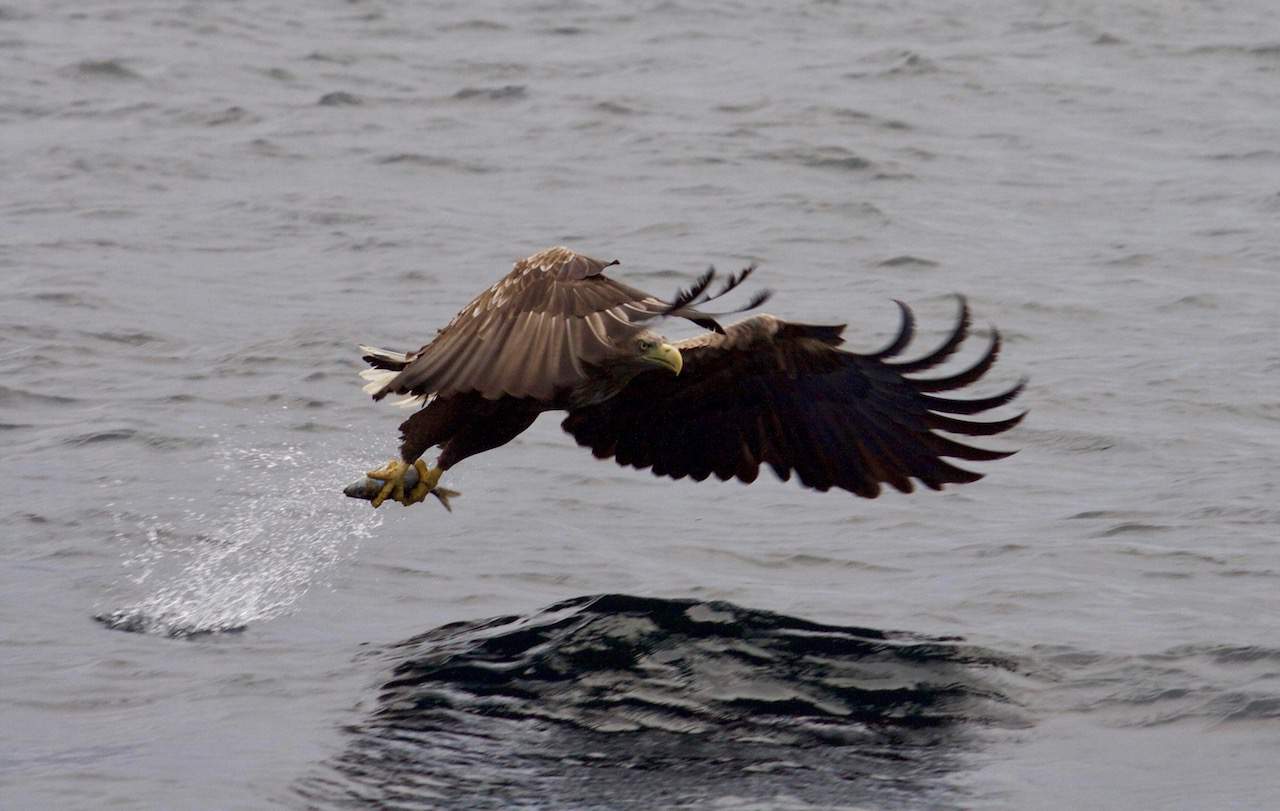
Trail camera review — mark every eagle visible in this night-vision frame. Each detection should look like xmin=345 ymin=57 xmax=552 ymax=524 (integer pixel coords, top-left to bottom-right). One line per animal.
xmin=354 ymin=246 xmax=1024 ymax=509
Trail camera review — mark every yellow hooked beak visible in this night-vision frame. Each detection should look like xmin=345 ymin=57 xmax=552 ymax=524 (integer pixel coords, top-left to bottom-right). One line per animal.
xmin=645 ymin=342 xmax=683 ymax=375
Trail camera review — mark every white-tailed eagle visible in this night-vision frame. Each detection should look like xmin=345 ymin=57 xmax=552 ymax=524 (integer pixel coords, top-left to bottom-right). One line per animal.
xmin=352 ymin=246 xmax=1023 ymax=509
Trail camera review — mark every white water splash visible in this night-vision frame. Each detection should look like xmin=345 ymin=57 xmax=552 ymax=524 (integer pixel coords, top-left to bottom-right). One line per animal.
xmin=101 ymin=439 xmax=382 ymax=637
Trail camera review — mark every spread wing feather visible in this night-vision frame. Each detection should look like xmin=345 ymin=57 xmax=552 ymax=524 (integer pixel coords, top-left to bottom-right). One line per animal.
xmin=369 ymin=247 xmax=672 ymax=402
xmin=561 ymin=298 xmax=1025 ymax=497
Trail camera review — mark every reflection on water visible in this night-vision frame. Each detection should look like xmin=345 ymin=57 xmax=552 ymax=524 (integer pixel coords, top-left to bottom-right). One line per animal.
xmin=298 ymin=594 xmax=1026 ymax=810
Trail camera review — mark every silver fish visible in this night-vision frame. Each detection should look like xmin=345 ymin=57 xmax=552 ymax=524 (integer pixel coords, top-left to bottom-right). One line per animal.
xmin=343 ymin=467 xmax=460 ymax=511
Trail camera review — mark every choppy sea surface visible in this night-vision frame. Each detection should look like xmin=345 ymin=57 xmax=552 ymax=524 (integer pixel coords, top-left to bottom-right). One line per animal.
xmin=3 ymin=1 xmax=1279 ymax=808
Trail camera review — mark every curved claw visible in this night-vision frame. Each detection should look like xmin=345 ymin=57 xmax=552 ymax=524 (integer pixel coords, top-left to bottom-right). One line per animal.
xmin=403 ymin=459 xmax=438 ymax=505
xmin=366 ymin=459 xmax=408 ymax=509
xmin=364 ymin=459 xmax=450 ymax=509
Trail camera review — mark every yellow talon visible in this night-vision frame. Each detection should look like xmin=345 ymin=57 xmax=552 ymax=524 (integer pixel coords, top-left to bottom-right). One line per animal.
xmin=404 ymin=460 xmax=442 ymax=505
xmin=365 ymin=459 xmax=408 ymax=509
xmin=365 ymin=458 xmax=448 ymax=508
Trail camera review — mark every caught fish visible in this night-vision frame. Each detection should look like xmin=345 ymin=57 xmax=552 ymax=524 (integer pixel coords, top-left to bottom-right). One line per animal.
xmin=343 ymin=464 xmax=460 ymax=511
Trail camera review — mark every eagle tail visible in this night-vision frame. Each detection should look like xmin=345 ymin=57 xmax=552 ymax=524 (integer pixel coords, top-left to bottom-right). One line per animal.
xmin=359 ymin=367 xmax=398 ymax=394
xmin=360 ymin=344 xmax=410 ymax=370
xmin=358 ymin=345 xmax=429 ymax=408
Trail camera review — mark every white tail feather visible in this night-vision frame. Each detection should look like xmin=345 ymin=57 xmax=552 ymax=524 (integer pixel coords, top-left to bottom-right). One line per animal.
xmin=394 ymin=394 xmax=431 ymax=409
xmin=359 ymin=368 xmax=398 ymax=395
xmin=359 ymin=345 xmax=409 ymax=364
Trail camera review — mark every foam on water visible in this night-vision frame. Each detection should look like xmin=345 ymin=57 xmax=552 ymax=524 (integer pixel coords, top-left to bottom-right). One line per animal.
xmin=97 ymin=438 xmax=382 ymax=638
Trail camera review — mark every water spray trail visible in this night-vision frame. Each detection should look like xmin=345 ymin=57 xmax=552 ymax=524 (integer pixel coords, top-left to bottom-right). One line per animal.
xmin=101 ymin=438 xmax=382 ymax=637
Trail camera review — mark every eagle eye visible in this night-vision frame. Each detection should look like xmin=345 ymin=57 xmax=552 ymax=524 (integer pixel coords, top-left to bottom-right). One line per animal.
xmin=638 ymin=339 xmax=653 ymax=351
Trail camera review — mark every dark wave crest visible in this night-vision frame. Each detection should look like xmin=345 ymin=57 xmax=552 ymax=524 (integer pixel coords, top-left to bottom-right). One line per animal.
xmin=298 ymin=594 xmax=1025 ymax=810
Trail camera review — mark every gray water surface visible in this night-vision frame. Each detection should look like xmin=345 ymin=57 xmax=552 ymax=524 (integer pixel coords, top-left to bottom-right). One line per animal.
xmin=3 ymin=1 xmax=1279 ymax=808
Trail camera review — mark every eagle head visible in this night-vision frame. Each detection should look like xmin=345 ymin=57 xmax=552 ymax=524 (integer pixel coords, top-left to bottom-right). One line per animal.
xmin=632 ymin=330 xmax=682 ymax=376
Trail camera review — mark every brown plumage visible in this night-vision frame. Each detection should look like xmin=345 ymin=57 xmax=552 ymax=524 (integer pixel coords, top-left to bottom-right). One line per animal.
xmin=367 ymin=247 xmax=680 ymax=403
xmin=357 ymin=246 xmax=1024 ymax=506
xmin=562 ymin=308 xmax=1025 ymax=496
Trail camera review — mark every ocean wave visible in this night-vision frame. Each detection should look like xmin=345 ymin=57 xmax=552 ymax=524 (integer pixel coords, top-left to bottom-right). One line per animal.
xmin=298 ymin=594 xmax=1024 ymax=809
xmin=1034 ymin=642 xmax=1280 ymax=728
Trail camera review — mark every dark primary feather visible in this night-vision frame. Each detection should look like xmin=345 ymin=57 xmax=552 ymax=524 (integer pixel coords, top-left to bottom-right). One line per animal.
xmin=561 ymin=300 xmax=1024 ymax=497
xmin=662 ymin=267 xmax=717 ymax=315
xmin=657 ymin=264 xmax=772 ymax=334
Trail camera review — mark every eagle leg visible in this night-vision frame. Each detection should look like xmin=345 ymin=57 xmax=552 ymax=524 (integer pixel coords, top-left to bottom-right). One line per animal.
xmin=365 ymin=458 xmax=453 ymax=509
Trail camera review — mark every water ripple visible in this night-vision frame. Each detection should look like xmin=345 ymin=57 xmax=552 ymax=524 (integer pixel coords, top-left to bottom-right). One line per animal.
xmin=298 ymin=594 xmax=1024 ymax=809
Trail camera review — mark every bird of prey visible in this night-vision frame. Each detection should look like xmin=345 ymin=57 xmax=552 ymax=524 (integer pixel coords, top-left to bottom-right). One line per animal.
xmin=354 ymin=246 xmax=1023 ymax=509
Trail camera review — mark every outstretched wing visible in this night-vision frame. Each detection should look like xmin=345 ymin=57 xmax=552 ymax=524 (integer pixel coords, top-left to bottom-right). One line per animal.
xmin=369 ymin=247 xmax=670 ymax=402
xmin=560 ymin=298 xmax=1025 ymax=497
